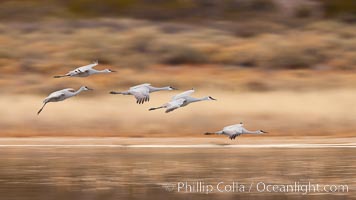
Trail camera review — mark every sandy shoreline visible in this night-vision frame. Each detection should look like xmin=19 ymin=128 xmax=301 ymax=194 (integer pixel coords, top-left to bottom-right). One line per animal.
xmin=0 ymin=137 xmax=355 ymax=146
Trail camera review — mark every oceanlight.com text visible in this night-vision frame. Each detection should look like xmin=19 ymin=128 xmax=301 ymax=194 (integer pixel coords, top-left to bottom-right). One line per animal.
xmin=163 ymin=181 xmax=349 ymax=195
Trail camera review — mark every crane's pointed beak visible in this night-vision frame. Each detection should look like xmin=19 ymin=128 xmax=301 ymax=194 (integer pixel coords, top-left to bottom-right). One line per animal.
xmin=87 ymin=87 xmax=94 ymax=90
xmin=261 ymin=130 xmax=268 ymax=134
xmin=110 ymin=69 xmax=117 ymax=72
xmin=209 ymin=96 xmax=217 ymax=100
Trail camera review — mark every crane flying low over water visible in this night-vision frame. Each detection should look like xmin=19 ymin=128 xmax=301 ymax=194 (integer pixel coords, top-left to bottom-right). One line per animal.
xmin=37 ymin=86 xmax=93 ymax=115
xmin=110 ymin=83 xmax=177 ymax=104
xmin=53 ymin=61 xmax=116 ymax=78
xmin=149 ymin=89 xmax=216 ymax=113
xmin=205 ymin=123 xmax=267 ymax=140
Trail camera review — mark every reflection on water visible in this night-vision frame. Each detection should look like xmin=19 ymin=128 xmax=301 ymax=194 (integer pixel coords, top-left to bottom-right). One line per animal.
xmin=0 ymin=147 xmax=354 ymax=200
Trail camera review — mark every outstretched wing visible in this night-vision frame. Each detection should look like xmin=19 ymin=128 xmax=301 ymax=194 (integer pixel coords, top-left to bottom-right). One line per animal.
xmin=130 ymin=83 xmax=151 ymax=90
xmin=77 ymin=61 xmax=98 ymax=71
xmin=171 ymin=89 xmax=195 ymax=100
xmin=223 ymin=125 xmax=243 ymax=135
xmin=165 ymin=98 xmax=186 ymax=113
xmin=224 ymin=123 xmax=244 ymax=130
xmin=222 ymin=129 xmax=237 ymax=137
xmin=43 ymin=90 xmax=67 ymax=103
xmin=131 ymin=87 xmax=150 ymax=104
xmin=66 ymin=61 xmax=98 ymax=76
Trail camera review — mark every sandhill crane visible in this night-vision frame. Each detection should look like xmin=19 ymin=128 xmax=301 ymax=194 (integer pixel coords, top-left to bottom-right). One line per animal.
xmin=149 ymin=89 xmax=216 ymax=113
xmin=205 ymin=122 xmax=267 ymax=140
xmin=110 ymin=83 xmax=177 ymax=104
xmin=53 ymin=61 xmax=115 ymax=78
xmin=37 ymin=86 xmax=93 ymax=115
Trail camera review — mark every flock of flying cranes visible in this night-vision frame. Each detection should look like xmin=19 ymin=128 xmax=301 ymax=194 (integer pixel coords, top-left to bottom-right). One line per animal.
xmin=38 ymin=61 xmax=267 ymax=140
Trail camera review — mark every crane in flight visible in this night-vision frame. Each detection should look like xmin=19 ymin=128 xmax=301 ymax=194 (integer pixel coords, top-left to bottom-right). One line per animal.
xmin=37 ymin=86 xmax=93 ymax=115
xmin=53 ymin=61 xmax=115 ymax=78
xmin=205 ymin=122 xmax=267 ymax=140
xmin=149 ymin=89 xmax=216 ymax=113
xmin=110 ymin=83 xmax=177 ymax=104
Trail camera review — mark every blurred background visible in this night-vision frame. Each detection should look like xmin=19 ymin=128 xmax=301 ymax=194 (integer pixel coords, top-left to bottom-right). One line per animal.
xmin=0 ymin=0 xmax=355 ymax=137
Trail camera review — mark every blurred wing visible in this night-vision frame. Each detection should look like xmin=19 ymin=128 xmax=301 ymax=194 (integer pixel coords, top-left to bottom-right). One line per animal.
xmin=222 ymin=129 xmax=236 ymax=137
xmin=67 ymin=68 xmax=89 ymax=76
xmin=44 ymin=90 xmax=66 ymax=103
xmin=77 ymin=61 xmax=98 ymax=71
xmin=66 ymin=61 xmax=98 ymax=76
xmin=130 ymin=83 xmax=151 ymax=90
xmin=223 ymin=126 xmax=243 ymax=135
xmin=224 ymin=123 xmax=244 ymax=130
xmin=172 ymin=89 xmax=195 ymax=100
xmin=61 ymin=88 xmax=76 ymax=94
xmin=165 ymin=98 xmax=186 ymax=113
xmin=131 ymin=87 xmax=150 ymax=104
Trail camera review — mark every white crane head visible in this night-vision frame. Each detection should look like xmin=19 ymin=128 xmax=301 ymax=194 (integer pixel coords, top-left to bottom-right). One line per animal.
xmin=257 ymin=130 xmax=268 ymax=134
xmin=208 ymin=96 xmax=217 ymax=101
xmin=168 ymin=86 xmax=178 ymax=90
xmin=81 ymin=86 xmax=93 ymax=91
xmin=103 ymin=69 xmax=116 ymax=73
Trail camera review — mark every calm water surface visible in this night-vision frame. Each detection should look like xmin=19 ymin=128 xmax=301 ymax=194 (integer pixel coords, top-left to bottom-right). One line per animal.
xmin=0 ymin=147 xmax=354 ymax=200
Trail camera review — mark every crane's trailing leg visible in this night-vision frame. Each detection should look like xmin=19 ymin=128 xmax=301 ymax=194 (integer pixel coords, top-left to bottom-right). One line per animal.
xmin=53 ymin=75 xmax=70 ymax=78
xmin=149 ymin=106 xmax=164 ymax=111
xmin=110 ymin=91 xmax=129 ymax=95
xmin=37 ymin=103 xmax=48 ymax=115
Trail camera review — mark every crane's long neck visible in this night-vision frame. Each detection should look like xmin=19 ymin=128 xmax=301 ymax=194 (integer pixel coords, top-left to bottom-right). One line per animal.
xmin=93 ymin=69 xmax=109 ymax=74
xmin=73 ymin=87 xmax=85 ymax=96
xmin=190 ymin=96 xmax=210 ymax=103
xmin=149 ymin=86 xmax=171 ymax=92
xmin=242 ymin=129 xmax=260 ymax=134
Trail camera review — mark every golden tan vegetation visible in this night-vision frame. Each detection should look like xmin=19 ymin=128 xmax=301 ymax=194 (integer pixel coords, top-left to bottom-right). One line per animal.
xmin=0 ymin=18 xmax=355 ymax=93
